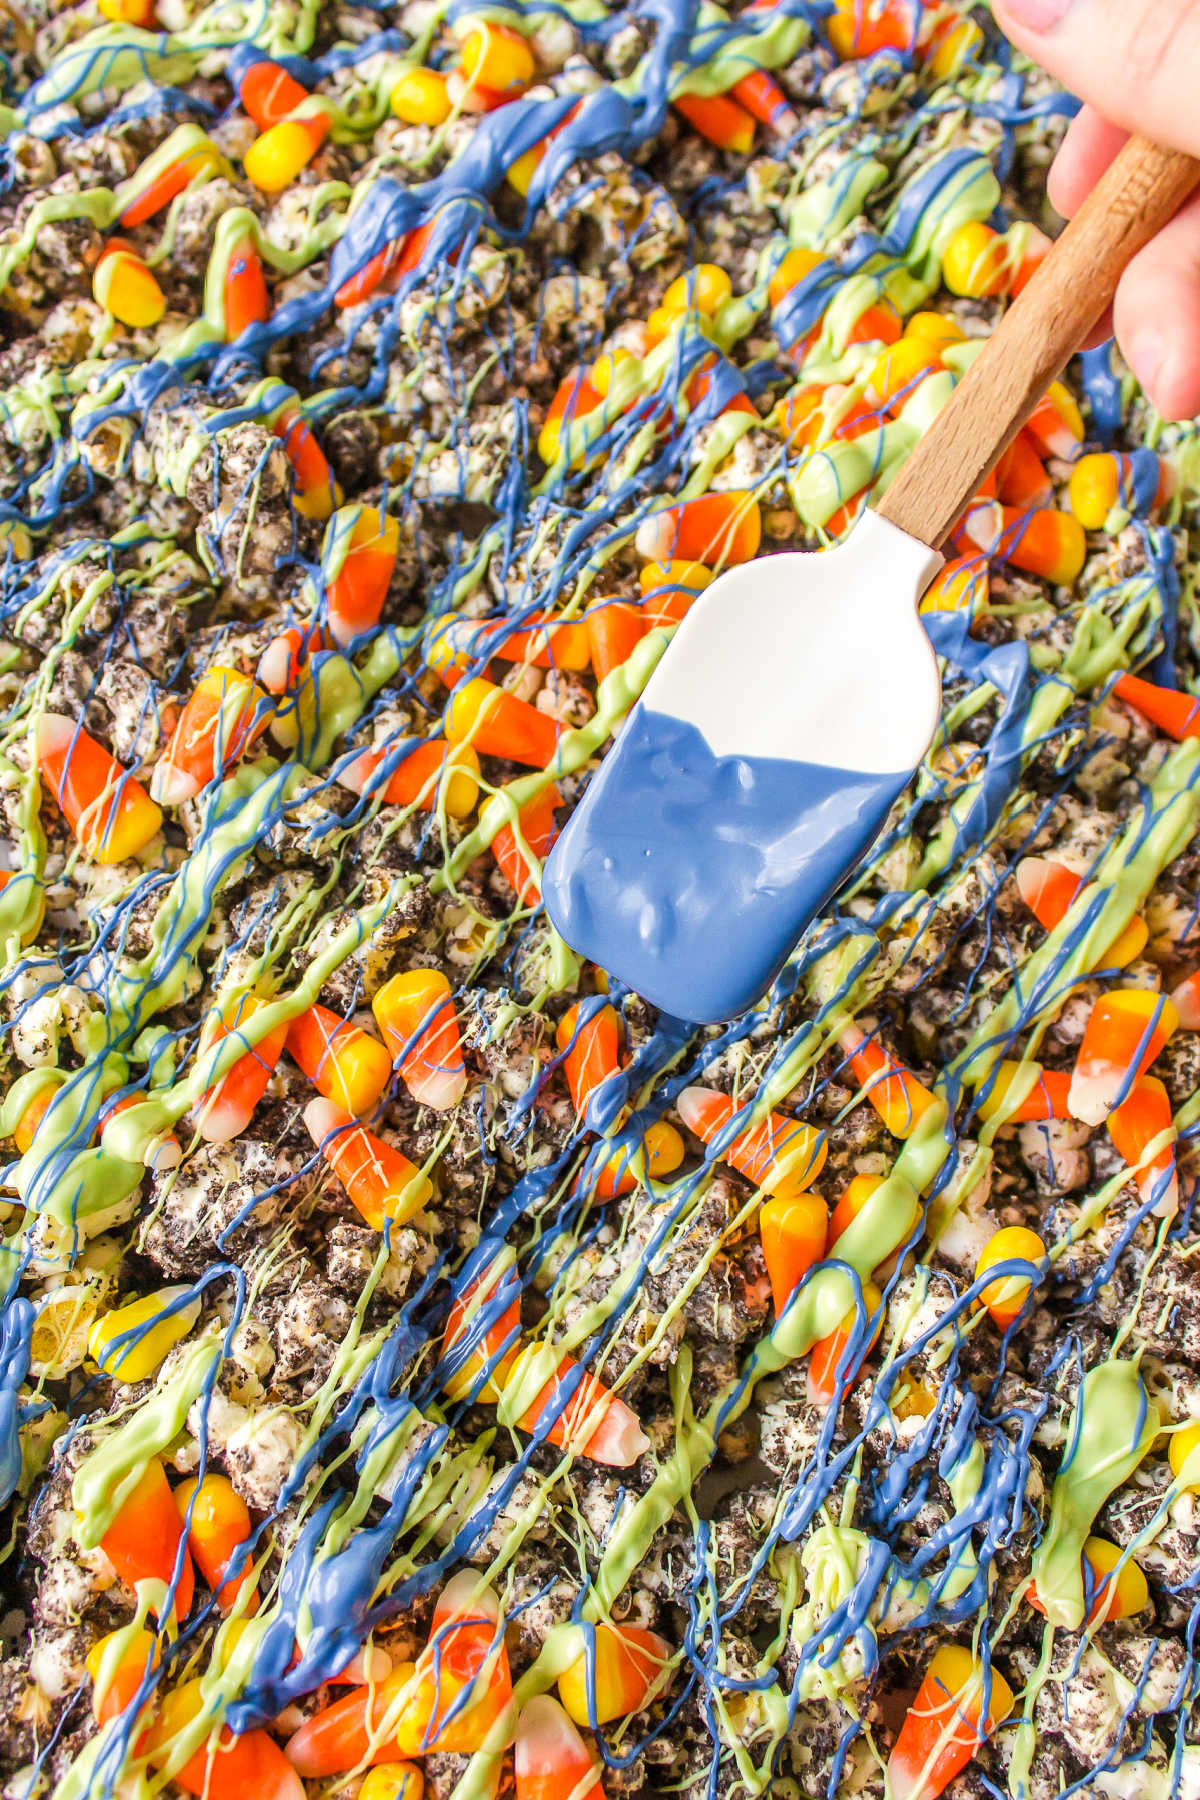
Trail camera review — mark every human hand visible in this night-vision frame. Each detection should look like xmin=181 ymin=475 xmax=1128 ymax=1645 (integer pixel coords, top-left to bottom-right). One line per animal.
xmin=993 ymin=0 xmax=1200 ymax=420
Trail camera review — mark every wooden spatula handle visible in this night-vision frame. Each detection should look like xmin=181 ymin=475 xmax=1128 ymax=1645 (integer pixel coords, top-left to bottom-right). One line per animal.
xmin=875 ymin=136 xmax=1200 ymax=551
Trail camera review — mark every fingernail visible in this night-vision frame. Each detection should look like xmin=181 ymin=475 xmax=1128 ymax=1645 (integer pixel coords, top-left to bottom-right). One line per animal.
xmin=1000 ymin=0 xmax=1075 ymax=27
xmin=1129 ymin=331 xmax=1164 ymax=399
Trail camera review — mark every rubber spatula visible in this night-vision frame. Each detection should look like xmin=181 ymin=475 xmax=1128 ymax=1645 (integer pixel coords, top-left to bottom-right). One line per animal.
xmin=544 ymin=137 xmax=1200 ymax=1023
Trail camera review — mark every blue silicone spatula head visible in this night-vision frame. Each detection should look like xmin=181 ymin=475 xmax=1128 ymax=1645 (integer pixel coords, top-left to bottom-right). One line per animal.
xmin=543 ymin=512 xmax=942 ymax=1021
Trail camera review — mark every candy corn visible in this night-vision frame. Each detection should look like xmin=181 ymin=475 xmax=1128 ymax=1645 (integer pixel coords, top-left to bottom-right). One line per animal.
xmin=257 ymin=624 xmax=330 ymax=694
xmin=826 ymin=1170 xmax=922 ymax=1253
xmin=994 ymin=435 xmax=1053 ymax=510
xmin=1014 ymin=855 xmax=1148 ymax=969
xmin=1107 ymin=1074 xmax=1178 ymax=1216
xmin=1068 ymin=989 xmax=1178 ymax=1126
xmin=99 ymin=1093 xmax=181 ymax=1173
xmin=994 ymin=507 xmax=1087 ymax=586
xmin=1069 ymin=452 xmax=1173 ymax=529
xmin=196 ymin=992 xmax=287 ymax=1142
xmin=1028 ymin=1535 xmax=1148 ymax=1626
xmin=152 ymin=665 xmax=270 ymax=804
xmin=1169 ymin=1421 xmax=1200 ymax=1487
xmin=1112 ymin=672 xmax=1200 ymax=741
xmin=662 ymin=263 xmax=733 ymax=318
xmin=98 ymin=1458 xmax=194 ymax=1619
xmin=93 ymin=242 xmax=165 ymax=330
xmin=224 ymin=238 xmax=270 ymax=339
xmin=273 ymin=408 xmax=342 ymax=519
xmin=245 ymin=115 xmax=329 ymax=192
xmin=360 ymin=1765 xmax=423 ymax=1800
xmin=556 ymin=1002 xmax=621 ymax=1117
xmin=807 ymin=1279 xmax=882 ymax=1407
xmin=672 ymin=91 xmax=756 ymax=154
xmin=404 ymin=1572 xmax=514 ymax=1754
xmin=36 ymin=714 xmax=162 ymax=864
xmin=372 ymin=970 xmax=468 ymax=1110
xmin=442 ymin=1255 xmax=521 ymax=1403
xmin=886 ymin=1646 xmax=1013 ymax=1800
xmin=89 ymin=1286 xmax=200 ymax=1384
xmin=516 ymin=1694 xmax=605 ymax=1800
xmin=1023 ymin=381 xmax=1085 ymax=461
xmin=730 ymin=68 xmax=799 ymax=135
xmin=286 ymin=1003 xmax=393 ymax=1116
xmin=865 ymin=338 xmax=944 ymax=409
xmin=538 ymin=368 xmax=603 ymax=464
xmin=976 ymin=1060 xmax=1072 ymax=1124
xmin=238 ymin=59 xmax=312 ymax=129
xmin=635 ymin=493 xmax=761 ymax=567
xmin=974 ymin=1226 xmax=1044 ymax=1329
xmin=391 ymin=68 xmax=453 ymax=125
xmin=586 ymin=600 xmax=645 ymax=683
xmin=505 ymin=1338 xmax=649 ymax=1464
xmin=1171 ymin=968 xmax=1200 ymax=1030
xmin=640 ymin=559 xmax=711 ymax=629
xmin=146 ymin=1680 xmax=303 ymax=1799
xmin=904 ymin=311 xmax=966 ymax=351
xmin=595 ymin=1119 xmax=685 ymax=1198
xmin=99 ymin=0 xmax=155 ymax=20
xmin=119 ymin=134 xmax=220 ymax=227
xmin=173 ymin=1472 xmax=256 ymax=1612
xmin=458 ymin=21 xmax=534 ymax=95
xmin=284 ymin=1663 xmax=421 ymax=1775
xmin=326 ymin=506 xmax=400 ymax=645
xmin=491 ymin=782 xmax=560 ymax=903
xmin=86 ymin=1626 xmax=158 ymax=1725
xmin=304 ymin=1097 xmax=432 ymax=1230
xmin=839 ymin=1028 xmax=936 ymax=1138
xmin=444 ymin=677 xmax=563 ymax=768
xmin=941 ymin=221 xmax=1010 ymax=298
xmin=343 ymin=739 xmax=480 ymax=819
xmin=768 ymin=246 xmax=823 ymax=310
xmin=557 ymin=1623 xmax=672 ymax=1725
xmin=919 ymin=556 xmax=989 ymax=615
xmin=759 ymin=1193 xmax=828 ymax=1314
xmin=827 ymin=0 xmax=917 ymax=58
xmin=677 ymin=1085 xmax=826 ymax=1198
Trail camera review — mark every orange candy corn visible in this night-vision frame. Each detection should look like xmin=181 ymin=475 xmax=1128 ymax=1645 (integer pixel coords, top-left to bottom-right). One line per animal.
xmin=273 ymin=408 xmax=341 ymax=519
xmin=285 ymin=1003 xmax=393 ymax=1116
xmin=677 ymin=1085 xmax=826 ymax=1198
xmin=886 ymin=1646 xmax=1013 ymax=1800
xmin=974 ymin=1225 xmax=1044 ymax=1329
xmin=839 ymin=1027 xmax=936 ymax=1138
xmin=238 ymin=59 xmax=312 ymax=129
xmin=462 ymin=613 xmax=590 ymax=672
xmin=86 ymin=1626 xmax=158 ymax=1726
xmin=556 ymin=1002 xmax=621 ymax=1116
xmin=919 ymin=556 xmax=989 ymax=615
xmin=995 ymin=507 xmax=1086 ymax=585
xmin=257 ymin=624 xmax=330 ymax=694
xmin=491 ymin=782 xmax=560 ymax=904
xmin=442 ymin=1257 xmax=521 ymax=1403
xmin=342 ymin=739 xmax=480 ymax=819
xmin=225 ymin=238 xmax=270 ymax=339
xmin=1015 ymin=855 xmax=1147 ymax=968
xmin=444 ymin=677 xmax=563 ymax=768
xmin=506 ymin=1339 xmax=649 ymax=1466
xmin=671 ymin=91 xmax=756 ymax=153
xmin=99 ymin=1093 xmax=181 ymax=1173
xmin=538 ymin=368 xmax=604 ymax=464
xmin=36 ymin=714 xmax=162 ymax=864
xmin=1023 ymin=381 xmax=1085 ymax=460
xmin=1171 ymin=967 xmax=1200 ymax=1030
xmin=594 ymin=1120 xmax=685 ymax=1198
xmin=826 ymin=1170 xmax=921 ymax=1254
xmin=516 ymin=1695 xmax=605 ymax=1800
xmin=372 ymin=969 xmax=467 ymax=1111
xmin=976 ymin=1060 xmax=1073 ymax=1124
xmin=196 ymin=992 xmax=287 ymax=1143
xmin=759 ymin=1193 xmax=828 ymax=1315
xmin=828 ymin=0 xmax=917 ymax=58
xmin=327 ymin=507 xmax=400 ymax=646
xmin=173 ymin=1472 xmax=256 ymax=1613
xmin=405 ymin=1573 xmax=514 ymax=1755
xmin=1068 ymin=989 xmax=1179 ymax=1126
xmin=635 ymin=493 xmax=761 ymax=567
xmin=151 ymin=665 xmax=270 ymax=804
xmin=994 ymin=434 xmax=1053 ymax=510
xmin=586 ymin=600 xmax=645 ymax=683
xmin=148 ymin=1680 xmax=303 ymax=1799
xmin=1112 ymin=672 xmax=1200 ymax=741
xmin=284 ymin=1663 xmax=420 ymax=1776
xmin=119 ymin=140 xmax=218 ymax=228
xmin=807 ymin=1279 xmax=882 ymax=1407
xmin=304 ymin=1097 xmax=432 ymax=1230
xmin=99 ymin=1459 xmax=194 ymax=1619
xmin=557 ymin=1622 xmax=672 ymax=1725
xmin=730 ymin=68 xmax=799 ymax=134
xmin=1028 ymin=1534 xmax=1149 ymax=1626
xmin=1108 ymin=1074 xmax=1178 ymax=1217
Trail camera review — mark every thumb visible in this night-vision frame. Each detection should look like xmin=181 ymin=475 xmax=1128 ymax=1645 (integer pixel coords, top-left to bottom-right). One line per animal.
xmin=992 ymin=0 xmax=1200 ymax=154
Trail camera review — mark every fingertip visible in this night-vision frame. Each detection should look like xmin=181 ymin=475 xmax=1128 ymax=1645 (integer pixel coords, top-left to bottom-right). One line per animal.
xmin=1114 ymin=192 xmax=1200 ymax=420
xmin=1047 ymin=109 xmax=1129 ymax=219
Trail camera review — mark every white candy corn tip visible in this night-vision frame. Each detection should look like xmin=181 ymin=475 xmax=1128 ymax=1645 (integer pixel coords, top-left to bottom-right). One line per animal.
xmin=34 ymin=712 xmax=75 ymax=759
xmin=516 ymin=1694 xmax=594 ymax=1784
xmin=1145 ymin=1166 xmax=1180 ymax=1220
xmin=675 ymin=1085 xmax=715 ymax=1136
xmin=634 ymin=515 xmax=674 ymax=562
xmin=435 ymin=1569 xmax=502 ymax=1624
xmin=195 ymin=1090 xmax=246 ymax=1144
xmin=257 ymin=636 xmax=295 ymax=694
xmin=1014 ymin=856 xmax=1051 ymax=912
xmin=582 ymin=1395 xmax=650 ymax=1467
xmin=884 ymin=1750 xmax=930 ymax=1800
xmin=333 ymin=1644 xmax=392 ymax=1683
xmin=303 ymin=1096 xmax=346 ymax=1147
xmin=1067 ymin=1064 xmax=1116 ymax=1128
xmin=338 ymin=750 xmax=374 ymax=796
xmin=149 ymin=757 xmax=200 ymax=806
xmin=147 ymin=1135 xmax=182 ymax=1173
xmin=406 ymin=1067 xmax=468 ymax=1112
